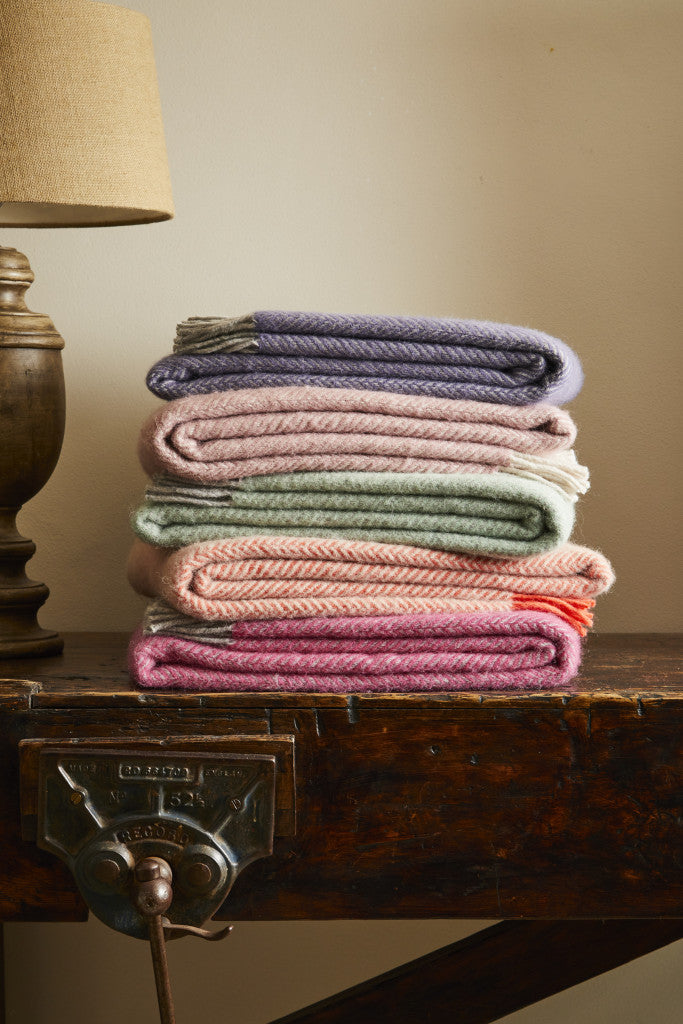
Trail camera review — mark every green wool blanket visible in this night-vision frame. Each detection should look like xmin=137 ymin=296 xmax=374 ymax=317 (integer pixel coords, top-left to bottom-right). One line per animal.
xmin=132 ymin=471 xmax=575 ymax=558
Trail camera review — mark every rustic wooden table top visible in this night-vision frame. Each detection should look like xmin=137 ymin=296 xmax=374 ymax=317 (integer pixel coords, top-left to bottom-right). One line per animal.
xmin=1 ymin=630 xmax=682 ymax=928
xmin=1 ymin=631 xmax=681 ymax=708
xmin=1 ymin=634 xmax=682 ymax=1024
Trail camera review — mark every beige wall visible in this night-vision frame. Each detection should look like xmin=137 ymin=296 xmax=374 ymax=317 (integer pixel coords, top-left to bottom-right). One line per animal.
xmin=4 ymin=0 xmax=682 ymax=1020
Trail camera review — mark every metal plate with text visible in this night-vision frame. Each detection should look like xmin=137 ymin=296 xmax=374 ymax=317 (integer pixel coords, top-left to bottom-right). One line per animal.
xmin=31 ymin=746 xmax=282 ymax=937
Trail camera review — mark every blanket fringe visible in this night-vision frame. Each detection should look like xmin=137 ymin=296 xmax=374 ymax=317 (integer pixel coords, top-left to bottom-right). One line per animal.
xmin=173 ymin=314 xmax=257 ymax=354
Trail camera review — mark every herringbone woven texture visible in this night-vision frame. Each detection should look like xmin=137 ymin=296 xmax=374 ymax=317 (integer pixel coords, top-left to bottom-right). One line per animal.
xmin=127 ymin=535 xmax=614 ymax=635
xmin=132 ymin=469 xmax=576 ymax=557
xmin=138 ymin=386 xmax=584 ymax=489
xmin=128 ymin=610 xmax=581 ymax=692
xmin=147 ymin=310 xmax=583 ymax=405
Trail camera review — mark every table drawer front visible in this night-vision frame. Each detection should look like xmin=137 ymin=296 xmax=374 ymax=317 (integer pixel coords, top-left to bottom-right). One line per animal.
xmin=223 ymin=705 xmax=683 ymax=919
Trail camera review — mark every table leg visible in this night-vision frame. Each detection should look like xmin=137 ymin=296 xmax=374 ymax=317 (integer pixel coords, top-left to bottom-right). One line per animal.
xmin=0 ymin=923 xmax=5 ymax=1024
xmin=266 ymin=920 xmax=683 ymax=1024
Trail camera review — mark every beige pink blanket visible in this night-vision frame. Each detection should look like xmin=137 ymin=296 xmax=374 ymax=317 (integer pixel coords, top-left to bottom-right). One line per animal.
xmin=138 ymin=386 xmax=586 ymax=495
xmin=128 ymin=536 xmax=614 ymax=636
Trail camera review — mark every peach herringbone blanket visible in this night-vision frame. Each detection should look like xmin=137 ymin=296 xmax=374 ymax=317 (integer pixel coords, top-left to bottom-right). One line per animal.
xmin=138 ymin=386 xmax=585 ymax=494
xmin=127 ymin=535 xmax=614 ymax=636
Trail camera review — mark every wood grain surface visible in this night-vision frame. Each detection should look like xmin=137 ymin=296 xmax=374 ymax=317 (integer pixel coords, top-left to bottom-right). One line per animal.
xmin=0 ymin=633 xmax=681 ymax=923
xmin=0 ymin=247 xmax=65 ymax=658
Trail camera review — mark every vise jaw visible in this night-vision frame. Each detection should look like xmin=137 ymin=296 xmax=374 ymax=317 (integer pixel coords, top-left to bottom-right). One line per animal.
xmin=19 ymin=736 xmax=295 ymax=938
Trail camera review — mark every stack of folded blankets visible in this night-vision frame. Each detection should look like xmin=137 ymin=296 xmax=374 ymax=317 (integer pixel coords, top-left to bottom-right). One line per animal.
xmin=127 ymin=311 xmax=614 ymax=692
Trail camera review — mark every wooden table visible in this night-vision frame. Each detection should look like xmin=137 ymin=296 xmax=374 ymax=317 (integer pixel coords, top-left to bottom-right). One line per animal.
xmin=1 ymin=632 xmax=681 ymax=1023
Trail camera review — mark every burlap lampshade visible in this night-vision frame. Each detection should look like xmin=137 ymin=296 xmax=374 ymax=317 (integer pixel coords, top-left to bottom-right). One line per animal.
xmin=0 ymin=0 xmax=174 ymax=226
xmin=0 ymin=0 xmax=173 ymax=658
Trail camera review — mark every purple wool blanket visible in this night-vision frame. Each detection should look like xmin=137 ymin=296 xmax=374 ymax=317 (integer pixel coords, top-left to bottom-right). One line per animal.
xmin=146 ymin=311 xmax=583 ymax=406
xmin=128 ymin=610 xmax=581 ymax=693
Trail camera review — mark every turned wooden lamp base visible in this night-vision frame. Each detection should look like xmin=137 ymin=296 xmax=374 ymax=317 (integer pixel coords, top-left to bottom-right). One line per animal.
xmin=0 ymin=507 xmax=63 ymax=658
xmin=0 ymin=247 xmax=65 ymax=659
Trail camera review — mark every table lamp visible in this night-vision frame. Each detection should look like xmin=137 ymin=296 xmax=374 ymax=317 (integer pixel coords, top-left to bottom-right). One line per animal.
xmin=0 ymin=0 xmax=173 ymax=658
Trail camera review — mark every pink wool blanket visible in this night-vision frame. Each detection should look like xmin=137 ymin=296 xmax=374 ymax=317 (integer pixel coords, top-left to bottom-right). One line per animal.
xmin=128 ymin=611 xmax=581 ymax=692
xmin=138 ymin=386 xmax=583 ymax=492
xmin=127 ymin=535 xmax=614 ymax=636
